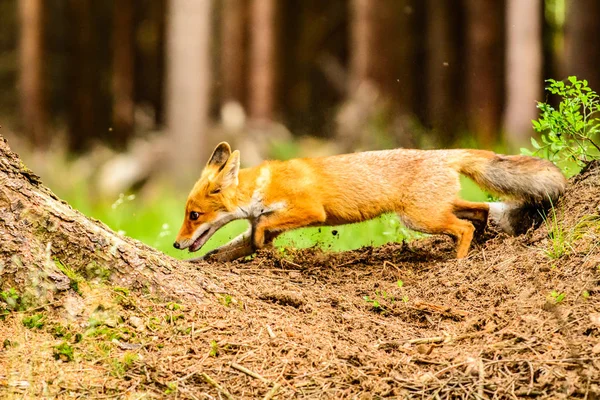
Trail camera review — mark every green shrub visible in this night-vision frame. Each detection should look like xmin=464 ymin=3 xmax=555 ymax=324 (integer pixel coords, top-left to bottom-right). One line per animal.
xmin=526 ymin=76 xmax=600 ymax=175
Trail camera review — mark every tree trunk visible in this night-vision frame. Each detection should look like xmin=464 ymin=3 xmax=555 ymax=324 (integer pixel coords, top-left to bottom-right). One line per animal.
xmin=165 ymin=0 xmax=213 ymax=185
xmin=248 ymin=0 xmax=278 ymax=121
xmin=0 ymin=135 xmax=219 ymax=307
xmin=350 ymin=0 xmax=417 ymax=113
xmin=112 ymin=0 xmax=136 ymax=150
xmin=565 ymin=0 xmax=600 ymax=91
xmin=425 ymin=0 xmax=461 ymax=145
xmin=465 ymin=0 xmax=505 ymax=147
xmin=503 ymin=0 xmax=542 ymax=150
xmin=221 ymin=0 xmax=247 ymax=106
xmin=18 ymin=0 xmax=47 ymax=149
xmin=347 ymin=0 xmax=420 ymax=148
xmin=67 ymin=0 xmax=100 ymax=153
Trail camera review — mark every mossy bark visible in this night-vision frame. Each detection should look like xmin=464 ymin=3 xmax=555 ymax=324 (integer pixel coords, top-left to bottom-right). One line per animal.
xmin=0 ymin=135 xmax=219 ymax=306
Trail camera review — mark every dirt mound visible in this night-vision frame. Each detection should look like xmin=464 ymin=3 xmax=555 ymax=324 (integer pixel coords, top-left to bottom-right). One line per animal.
xmin=2 ymin=164 xmax=600 ymax=399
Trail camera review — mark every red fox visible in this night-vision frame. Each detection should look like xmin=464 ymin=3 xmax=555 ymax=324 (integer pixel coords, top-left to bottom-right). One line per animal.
xmin=173 ymin=142 xmax=567 ymax=261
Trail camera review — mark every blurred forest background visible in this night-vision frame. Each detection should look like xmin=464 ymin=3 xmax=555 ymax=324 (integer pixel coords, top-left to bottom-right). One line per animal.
xmin=1 ymin=0 xmax=599 ymax=257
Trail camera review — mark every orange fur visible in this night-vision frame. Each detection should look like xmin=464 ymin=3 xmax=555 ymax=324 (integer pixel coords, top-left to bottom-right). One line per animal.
xmin=174 ymin=143 xmax=567 ymax=261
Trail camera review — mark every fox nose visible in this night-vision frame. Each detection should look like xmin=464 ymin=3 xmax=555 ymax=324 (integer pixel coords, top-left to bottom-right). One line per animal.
xmin=173 ymin=242 xmax=180 ymax=249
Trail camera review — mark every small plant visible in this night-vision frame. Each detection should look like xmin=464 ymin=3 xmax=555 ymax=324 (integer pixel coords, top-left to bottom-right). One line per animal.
xmin=527 ymin=76 xmax=600 ymax=173
xmin=22 ymin=314 xmax=45 ymax=329
xmin=53 ymin=342 xmax=74 ymax=362
xmin=209 ymin=340 xmax=219 ymax=357
xmin=113 ymin=287 xmax=130 ymax=296
xmin=396 ymin=280 xmax=404 ymax=288
xmin=364 ymin=290 xmax=395 ymax=313
xmin=85 ymin=262 xmax=112 ymax=282
xmin=218 ymin=294 xmax=234 ymax=307
xmin=1 ymin=288 xmax=22 ymax=312
xmin=164 ymin=381 xmax=178 ymax=395
xmin=166 ymin=302 xmax=182 ymax=311
xmin=549 ymin=290 xmax=566 ymax=304
xmin=582 ymin=290 xmax=591 ymax=300
xmin=111 ymin=352 xmax=138 ymax=378
xmin=363 ymin=295 xmax=382 ymax=311
xmin=55 ymin=259 xmax=83 ymax=294
xmin=543 ymin=204 xmax=571 ymax=259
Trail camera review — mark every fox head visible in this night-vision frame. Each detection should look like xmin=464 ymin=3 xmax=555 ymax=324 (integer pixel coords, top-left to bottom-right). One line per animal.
xmin=173 ymin=142 xmax=241 ymax=252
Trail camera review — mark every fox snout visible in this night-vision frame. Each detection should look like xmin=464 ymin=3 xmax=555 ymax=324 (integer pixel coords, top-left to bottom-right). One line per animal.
xmin=173 ymin=241 xmax=180 ymax=249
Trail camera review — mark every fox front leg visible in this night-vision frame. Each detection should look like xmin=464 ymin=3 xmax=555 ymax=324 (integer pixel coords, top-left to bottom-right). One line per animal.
xmin=252 ymin=206 xmax=327 ymax=249
xmin=189 ymin=226 xmax=254 ymax=263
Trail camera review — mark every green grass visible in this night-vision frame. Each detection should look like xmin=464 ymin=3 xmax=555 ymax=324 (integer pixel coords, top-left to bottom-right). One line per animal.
xmin=49 ymin=172 xmax=489 ymax=260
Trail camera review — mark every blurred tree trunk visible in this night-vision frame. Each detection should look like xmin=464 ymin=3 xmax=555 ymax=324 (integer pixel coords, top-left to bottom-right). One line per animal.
xmin=19 ymin=0 xmax=47 ymax=149
xmin=221 ymin=0 xmax=247 ymax=106
xmin=565 ymin=0 xmax=600 ymax=91
xmin=504 ymin=0 xmax=542 ymax=150
xmin=465 ymin=0 xmax=505 ymax=147
xmin=248 ymin=0 xmax=278 ymax=121
xmin=165 ymin=0 xmax=213 ymax=185
xmin=112 ymin=0 xmax=136 ymax=150
xmin=425 ymin=0 xmax=460 ymax=145
xmin=67 ymin=0 xmax=100 ymax=153
xmin=134 ymin=0 xmax=166 ymax=126
xmin=348 ymin=0 xmax=419 ymax=147
xmin=350 ymin=0 xmax=416 ymax=113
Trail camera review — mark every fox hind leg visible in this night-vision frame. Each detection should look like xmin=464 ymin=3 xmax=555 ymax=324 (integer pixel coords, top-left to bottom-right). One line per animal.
xmin=398 ymin=206 xmax=477 ymax=259
xmin=452 ymin=200 xmax=490 ymax=237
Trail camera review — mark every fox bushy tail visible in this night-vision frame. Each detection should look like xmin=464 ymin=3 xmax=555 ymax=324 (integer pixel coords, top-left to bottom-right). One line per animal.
xmin=458 ymin=150 xmax=568 ymax=234
xmin=459 ymin=150 xmax=567 ymax=204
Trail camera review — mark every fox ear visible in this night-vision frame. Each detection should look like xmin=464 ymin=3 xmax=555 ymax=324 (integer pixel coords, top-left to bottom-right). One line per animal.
xmin=213 ymin=150 xmax=240 ymax=191
xmin=206 ymin=142 xmax=232 ymax=169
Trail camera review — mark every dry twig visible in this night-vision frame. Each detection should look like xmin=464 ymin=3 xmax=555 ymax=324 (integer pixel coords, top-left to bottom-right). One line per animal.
xmin=199 ymin=373 xmax=235 ymax=400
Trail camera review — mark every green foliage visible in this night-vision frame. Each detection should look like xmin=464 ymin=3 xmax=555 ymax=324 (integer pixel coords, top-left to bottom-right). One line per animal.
xmin=22 ymin=314 xmax=45 ymax=329
xmin=527 ymin=76 xmax=600 ymax=173
xmin=53 ymin=342 xmax=74 ymax=362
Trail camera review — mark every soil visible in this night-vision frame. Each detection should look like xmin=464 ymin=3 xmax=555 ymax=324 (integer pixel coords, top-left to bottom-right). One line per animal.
xmin=2 ymin=163 xmax=600 ymax=399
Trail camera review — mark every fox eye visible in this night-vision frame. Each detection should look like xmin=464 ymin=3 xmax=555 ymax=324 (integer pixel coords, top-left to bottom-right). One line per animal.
xmin=189 ymin=211 xmax=202 ymax=221
xmin=211 ymin=187 xmax=221 ymax=195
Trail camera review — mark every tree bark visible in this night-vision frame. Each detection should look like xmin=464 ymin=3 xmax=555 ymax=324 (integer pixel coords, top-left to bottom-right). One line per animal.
xmin=18 ymin=0 xmax=47 ymax=149
xmin=0 ymin=135 xmax=219 ymax=307
xmin=165 ymin=0 xmax=213 ymax=185
xmin=465 ymin=0 xmax=505 ymax=147
xmin=248 ymin=0 xmax=278 ymax=121
xmin=565 ymin=0 xmax=600 ymax=91
xmin=112 ymin=0 xmax=136 ymax=150
xmin=503 ymin=0 xmax=542 ymax=150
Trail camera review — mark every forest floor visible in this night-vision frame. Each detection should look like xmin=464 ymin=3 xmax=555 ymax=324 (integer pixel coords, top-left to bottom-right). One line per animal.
xmin=2 ymin=164 xmax=600 ymax=399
